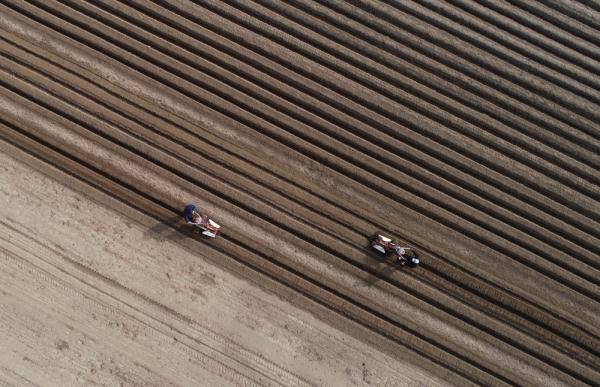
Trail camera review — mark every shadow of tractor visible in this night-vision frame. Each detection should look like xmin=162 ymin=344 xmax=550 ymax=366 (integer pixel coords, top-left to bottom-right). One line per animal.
xmin=143 ymin=215 xmax=189 ymax=242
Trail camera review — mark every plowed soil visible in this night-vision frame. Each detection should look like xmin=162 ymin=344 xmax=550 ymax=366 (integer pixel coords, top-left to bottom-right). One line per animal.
xmin=0 ymin=1 xmax=598 ymax=386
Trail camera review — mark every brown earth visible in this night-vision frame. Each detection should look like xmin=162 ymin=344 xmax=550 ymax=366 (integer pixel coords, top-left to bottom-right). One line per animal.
xmin=0 ymin=1 xmax=598 ymax=386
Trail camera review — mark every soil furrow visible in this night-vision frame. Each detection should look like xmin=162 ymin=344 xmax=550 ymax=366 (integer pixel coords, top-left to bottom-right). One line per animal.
xmin=183 ymin=0 xmax=600 ymax=207
xmin=1 ymin=2 xmax=600 ymax=336
xmin=1 ymin=1 xmax=600 ymax=330
xmin=0 ymin=67 xmax=362 ymax=246
xmin=2 ymin=1 xmax=599 ymax=383
xmin=454 ymin=0 xmax=600 ymax=66
xmin=3 ymin=47 xmax=599 ymax=287
xmin=10 ymin=0 xmax=595 ymax=288
xmin=172 ymin=0 xmax=600 ymax=250
xmin=1 ymin=61 xmax=600 ymax=384
xmin=17 ymin=0 xmax=600 ymax=270
xmin=1 ymin=101 xmax=596 ymax=386
xmin=1 ymin=36 xmax=599 ymax=368
xmin=0 ymin=117 xmax=518 ymax=387
xmin=1 ymin=129 xmax=487 ymax=385
xmin=313 ymin=0 xmax=600 ymax=145
xmin=255 ymin=0 xmax=600 ymax=175
xmin=509 ymin=0 xmax=600 ymax=47
xmin=180 ymin=0 xmax=600 ymax=196
xmin=416 ymin=0 xmax=600 ymax=94
xmin=85 ymin=0 xmax=600 ymax=246
xmin=370 ymin=0 xmax=600 ymax=131
xmin=5 ymin=52 xmax=600 ymax=370
xmin=481 ymin=0 xmax=600 ymax=60
xmin=544 ymin=0 xmax=600 ymax=30
xmin=67 ymin=0 xmax=600 ymax=226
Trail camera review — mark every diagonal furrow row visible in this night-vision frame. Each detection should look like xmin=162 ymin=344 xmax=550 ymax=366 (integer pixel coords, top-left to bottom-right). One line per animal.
xmin=493 ymin=0 xmax=600 ymax=57
xmin=359 ymin=0 xmax=600 ymax=135
xmin=200 ymin=0 xmax=597 ymax=206
xmin=0 ymin=224 xmax=300 ymax=387
xmin=1 ymin=0 xmax=591 ymax=306
xmin=1 ymin=22 xmax=600 ymax=338
xmin=252 ymin=0 xmax=600 ymax=175
xmin=0 ymin=29 xmax=596 ymax=382
xmin=0 ymin=129 xmax=480 ymax=386
xmin=176 ymin=0 xmax=600 ymax=256
xmin=0 ymin=38 xmax=583 ymax=335
xmin=12 ymin=0 xmax=594 ymax=279
xmin=400 ymin=0 xmax=600 ymax=96
xmin=542 ymin=0 xmax=600 ymax=30
xmin=1 ymin=73 xmax=598 ymax=386
xmin=1 ymin=0 xmax=599 ymax=384
xmin=313 ymin=0 xmax=600 ymax=145
xmin=1 ymin=29 xmax=599 ymax=353
xmin=58 ymin=2 xmax=600 ymax=269
xmin=0 ymin=107 xmax=518 ymax=387
xmin=95 ymin=0 xmax=600 ymax=242
xmin=443 ymin=0 xmax=600 ymax=76
xmin=172 ymin=0 xmax=600 ymax=195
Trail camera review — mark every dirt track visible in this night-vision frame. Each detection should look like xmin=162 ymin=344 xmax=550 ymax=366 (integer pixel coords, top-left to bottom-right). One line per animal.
xmin=0 ymin=1 xmax=599 ymax=385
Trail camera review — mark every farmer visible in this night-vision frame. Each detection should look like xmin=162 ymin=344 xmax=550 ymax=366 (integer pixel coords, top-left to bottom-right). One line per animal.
xmin=183 ymin=204 xmax=206 ymax=226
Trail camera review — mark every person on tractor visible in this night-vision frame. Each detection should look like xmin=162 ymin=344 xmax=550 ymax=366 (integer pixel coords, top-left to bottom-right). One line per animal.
xmin=392 ymin=245 xmax=420 ymax=267
xmin=183 ymin=204 xmax=206 ymax=228
xmin=182 ymin=203 xmax=221 ymax=237
xmin=369 ymin=234 xmax=420 ymax=268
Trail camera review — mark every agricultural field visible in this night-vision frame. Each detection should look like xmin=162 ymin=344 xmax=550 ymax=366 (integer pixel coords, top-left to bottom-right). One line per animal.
xmin=0 ymin=1 xmax=598 ymax=386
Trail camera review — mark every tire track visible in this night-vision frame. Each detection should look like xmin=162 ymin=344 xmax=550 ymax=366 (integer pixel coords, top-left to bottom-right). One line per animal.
xmin=0 ymin=217 xmax=316 ymax=387
xmin=0 ymin=242 xmax=273 ymax=387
